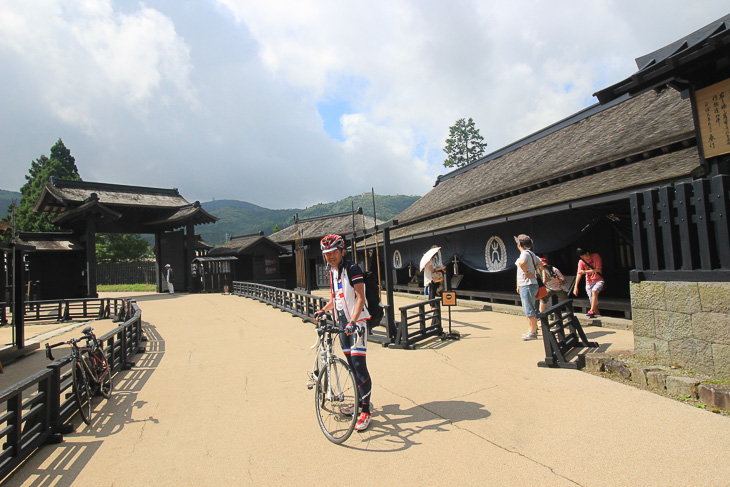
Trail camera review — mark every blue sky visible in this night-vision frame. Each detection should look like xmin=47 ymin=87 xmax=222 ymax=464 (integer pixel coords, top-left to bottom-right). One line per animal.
xmin=1 ymin=1 xmax=728 ymax=208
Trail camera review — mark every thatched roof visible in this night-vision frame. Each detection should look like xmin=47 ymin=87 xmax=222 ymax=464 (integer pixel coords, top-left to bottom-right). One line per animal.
xmin=392 ymin=88 xmax=697 ymax=240
xmin=35 ymin=178 xmax=190 ymax=212
xmin=16 ymin=232 xmax=82 ymax=251
xmin=33 ymin=178 xmax=218 ymax=233
xmin=270 ymin=213 xmax=382 ymax=245
xmin=209 ymin=234 xmax=287 ymax=257
xmin=143 ymin=203 xmax=219 ymax=228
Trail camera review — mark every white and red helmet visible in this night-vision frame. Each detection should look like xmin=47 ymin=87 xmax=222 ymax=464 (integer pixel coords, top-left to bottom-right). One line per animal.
xmin=320 ymin=234 xmax=344 ymax=253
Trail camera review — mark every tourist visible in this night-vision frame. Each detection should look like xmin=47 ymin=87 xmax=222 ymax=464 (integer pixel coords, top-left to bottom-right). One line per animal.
xmin=514 ymin=234 xmax=543 ymax=341
xmin=539 ymin=257 xmax=569 ymax=313
xmin=315 ymin=234 xmax=373 ymax=432
xmin=573 ymin=247 xmax=604 ymax=318
xmin=165 ymin=264 xmax=174 ymax=294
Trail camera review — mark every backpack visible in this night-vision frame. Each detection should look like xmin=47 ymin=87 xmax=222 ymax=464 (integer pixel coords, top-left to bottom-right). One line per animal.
xmin=363 ymin=270 xmax=384 ymax=330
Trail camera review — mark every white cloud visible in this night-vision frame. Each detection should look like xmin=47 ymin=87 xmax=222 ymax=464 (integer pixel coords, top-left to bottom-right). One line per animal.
xmin=1 ymin=0 xmax=729 ymax=209
xmin=0 ymin=0 xmax=197 ymax=133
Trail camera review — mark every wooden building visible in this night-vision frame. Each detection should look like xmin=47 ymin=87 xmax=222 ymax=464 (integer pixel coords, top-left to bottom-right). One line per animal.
xmin=32 ymin=178 xmax=218 ymax=296
xmin=386 ymin=86 xmax=698 ymax=314
xmin=15 ymin=232 xmax=86 ymax=300
xmin=360 ymin=14 xmax=729 ymax=376
xmin=191 ymin=256 xmax=238 ymax=293
xmin=207 ymin=232 xmax=288 ymax=288
xmin=271 ymin=211 xmax=382 ymax=291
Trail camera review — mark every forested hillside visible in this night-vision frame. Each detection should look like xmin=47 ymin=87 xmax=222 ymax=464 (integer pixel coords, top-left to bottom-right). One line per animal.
xmin=0 ymin=189 xmax=21 ymax=217
xmin=200 ymin=194 xmax=419 ymax=246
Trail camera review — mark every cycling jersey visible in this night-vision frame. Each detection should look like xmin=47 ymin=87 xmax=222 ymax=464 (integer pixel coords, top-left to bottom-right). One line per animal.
xmin=328 ymin=260 xmax=371 ymax=324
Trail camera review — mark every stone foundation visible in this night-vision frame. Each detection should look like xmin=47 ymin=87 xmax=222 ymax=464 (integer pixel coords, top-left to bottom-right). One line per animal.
xmin=631 ymin=281 xmax=730 ymax=379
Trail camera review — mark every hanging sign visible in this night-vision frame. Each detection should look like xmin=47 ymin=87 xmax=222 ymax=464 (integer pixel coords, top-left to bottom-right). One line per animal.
xmin=695 ymin=78 xmax=730 ymax=158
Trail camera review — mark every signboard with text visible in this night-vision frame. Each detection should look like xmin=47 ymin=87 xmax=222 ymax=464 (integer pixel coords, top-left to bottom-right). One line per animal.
xmin=695 ymin=78 xmax=730 ymax=159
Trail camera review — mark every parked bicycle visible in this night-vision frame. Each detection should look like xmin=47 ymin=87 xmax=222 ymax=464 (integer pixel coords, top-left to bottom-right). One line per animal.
xmin=46 ymin=326 xmax=113 ymax=425
xmin=307 ymin=314 xmax=359 ymax=444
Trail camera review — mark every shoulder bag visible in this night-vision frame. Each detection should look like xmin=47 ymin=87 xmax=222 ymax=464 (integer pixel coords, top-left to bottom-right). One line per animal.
xmin=529 ymin=252 xmax=548 ymax=300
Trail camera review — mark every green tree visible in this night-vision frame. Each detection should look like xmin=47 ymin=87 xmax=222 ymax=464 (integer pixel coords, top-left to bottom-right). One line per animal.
xmin=273 ymin=223 xmax=280 ymax=233
xmin=443 ymin=117 xmax=487 ymax=168
xmin=9 ymin=139 xmax=82 ymax=232
xmin=96 ymin=234 xmax=153 ymax=263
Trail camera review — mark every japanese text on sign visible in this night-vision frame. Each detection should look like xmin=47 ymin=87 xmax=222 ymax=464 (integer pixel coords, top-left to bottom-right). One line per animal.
xmin=695 ymin=78 xmax=730 ymax=158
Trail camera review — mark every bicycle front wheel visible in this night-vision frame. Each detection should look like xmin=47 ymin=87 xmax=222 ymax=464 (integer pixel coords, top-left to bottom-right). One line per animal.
xmin=93 ymin=349 xmax=113 ymax=399
xmin=72 ymin=360 xmax=92 ymax=425
xmin=315 ymin=357 xmax=358 ymax=444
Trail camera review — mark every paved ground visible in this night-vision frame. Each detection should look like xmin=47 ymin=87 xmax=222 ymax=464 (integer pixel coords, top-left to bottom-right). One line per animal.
xmin=1 ymin=291 xmax=729 ymax=486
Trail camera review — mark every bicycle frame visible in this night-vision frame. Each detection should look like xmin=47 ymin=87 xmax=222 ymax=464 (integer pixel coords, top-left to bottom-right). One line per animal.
xmin=46 ymin=330 xmax=110 ymax=387
xmin=308 ymin=319 xmax=362 ymax=389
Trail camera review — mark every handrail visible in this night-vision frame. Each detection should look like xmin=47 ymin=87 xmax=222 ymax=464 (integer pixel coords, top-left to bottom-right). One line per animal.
xmin=0 ymin=297 xmax=128 ymax=325
xmin=0 ymin=298 xmax=145 ymax=480
xmin=232 ymin=281 xmax=442 ymax=349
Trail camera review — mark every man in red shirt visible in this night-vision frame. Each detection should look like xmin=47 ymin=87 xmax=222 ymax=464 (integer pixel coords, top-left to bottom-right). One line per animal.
xmin=572 ymin=248 xmax=604 ymax=318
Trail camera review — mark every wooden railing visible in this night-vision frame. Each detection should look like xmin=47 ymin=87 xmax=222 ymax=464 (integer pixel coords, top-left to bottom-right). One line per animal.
xmin=232 ymin=282 xmax=444 ymax=349
xmin=0 ymin=299 xmax=145 ymax=480
xmin=391 ymin=299 xmax=443 ymax=350
xmin=0 ymin=297 xmax=130 ymax=326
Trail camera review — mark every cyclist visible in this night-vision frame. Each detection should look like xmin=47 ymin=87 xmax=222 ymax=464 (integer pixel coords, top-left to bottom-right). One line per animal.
xmin=315 ymin=234 xmax=372 ymax=432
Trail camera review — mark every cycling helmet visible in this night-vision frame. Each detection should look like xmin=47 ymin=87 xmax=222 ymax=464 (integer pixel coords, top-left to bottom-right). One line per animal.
xmin=320 ymin=234 xmax=344 ymax=253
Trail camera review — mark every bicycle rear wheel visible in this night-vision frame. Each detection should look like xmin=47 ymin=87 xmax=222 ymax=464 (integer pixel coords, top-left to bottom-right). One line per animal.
xmin=315 ymin=357 xmax=358 ymax=444
xmin=93 ymin=349 xmax=113 ymax=399
xmin=72 ymin=360 xmax=92 ymax=425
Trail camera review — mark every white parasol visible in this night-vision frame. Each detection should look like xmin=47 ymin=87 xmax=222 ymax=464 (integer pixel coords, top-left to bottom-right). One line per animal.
xmin=419 ymin=247 xmax=441 ymax=271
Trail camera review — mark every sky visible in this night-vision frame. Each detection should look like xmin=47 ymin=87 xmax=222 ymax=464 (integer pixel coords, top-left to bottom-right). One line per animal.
xmin=1 ymin=1 xmax=728 ymax=209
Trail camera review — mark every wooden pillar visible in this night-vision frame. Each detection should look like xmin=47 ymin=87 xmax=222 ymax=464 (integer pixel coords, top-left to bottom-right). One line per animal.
xmin=154 ymin=232 xmax=162 ymax=293
xmin=0 ymin=243 xmax=34 ymax=349
xmin=85 ymin=214 xmax=98 ymax=298
xmin=12 ymin=245 xmax=25 ymax=348
xmin=186 ymin=222 xmax=195 ymax=292
xmin=382 ymin=227 xmax=396 ymax=340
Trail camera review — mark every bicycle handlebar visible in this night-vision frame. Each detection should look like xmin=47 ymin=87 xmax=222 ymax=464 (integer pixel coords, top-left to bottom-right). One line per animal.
xmin=314 ymin=313 xmax=364 ymax=348
xmin=45 ymin=328 xmax=97 ymax=361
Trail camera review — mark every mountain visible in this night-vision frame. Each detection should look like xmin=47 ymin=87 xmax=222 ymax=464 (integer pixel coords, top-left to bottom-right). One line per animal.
xmin=0 ymin=189 xmax=21 ymax=218
xmin=200 ymin=194 xmax=420 ymax=246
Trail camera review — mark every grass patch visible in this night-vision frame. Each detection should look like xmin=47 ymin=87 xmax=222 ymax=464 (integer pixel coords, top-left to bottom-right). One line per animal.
xmin=97 ymin=284 xmax=156 ymax=292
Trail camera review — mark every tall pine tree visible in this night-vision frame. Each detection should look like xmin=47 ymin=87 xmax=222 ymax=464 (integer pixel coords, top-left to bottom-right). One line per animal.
xmin=443 ymin=118 xmax=488 ymax=168
xmin=11 ymin=139 xmax=82 ymax=232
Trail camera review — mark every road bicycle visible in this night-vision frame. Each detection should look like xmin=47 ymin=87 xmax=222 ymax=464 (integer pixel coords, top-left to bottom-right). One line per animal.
xmin=307 ymin=314 xmax=359 ymax=444
xmin=46 ymin=326 xmax=113 ymax=425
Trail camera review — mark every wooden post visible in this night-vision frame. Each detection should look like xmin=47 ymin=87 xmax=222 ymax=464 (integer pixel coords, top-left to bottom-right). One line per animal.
xmin=154 ymin=232 xmax=163 ymax=293
xmin=382 ymin=226 xmax=396 ymax=340
xmin=186 ymin=222 xmax=195 ymax=292
xmin=674 ymin=182 xmax=695 ymax=270
xmin=13 ymin=244 xmax=25 ymax=348
xmin=710 ymin=175 xmax=730 ymax=269
xmin=692 ymin=178 xmax=713 ymax=270
xmin=85 ymin=214 xmax=98 ymax=297
xmin=657 ymin=186 xmax=677 ymax=270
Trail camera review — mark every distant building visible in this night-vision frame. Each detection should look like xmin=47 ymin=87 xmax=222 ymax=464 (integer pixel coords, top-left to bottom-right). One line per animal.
xmin=207 ymin=232 xmax=288 ymax=289
xmin=271 ymin=210 xmax=382 ymax=291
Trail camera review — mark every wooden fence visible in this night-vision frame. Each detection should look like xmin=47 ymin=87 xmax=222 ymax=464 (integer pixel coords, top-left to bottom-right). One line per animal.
xmin=630 ymin=174 xmax=730 ymax=281
xmin=96 ymin=261 xmax=157 ymax=285
xmin=0 ymin=299 xmax=145 ymax=480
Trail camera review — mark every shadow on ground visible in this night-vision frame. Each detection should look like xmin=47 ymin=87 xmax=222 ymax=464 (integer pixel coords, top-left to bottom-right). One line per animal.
xmin=347 ymin=400 xmax=491 ymax=452
xmin=2 ymin=323 xmax=165 ymax=487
